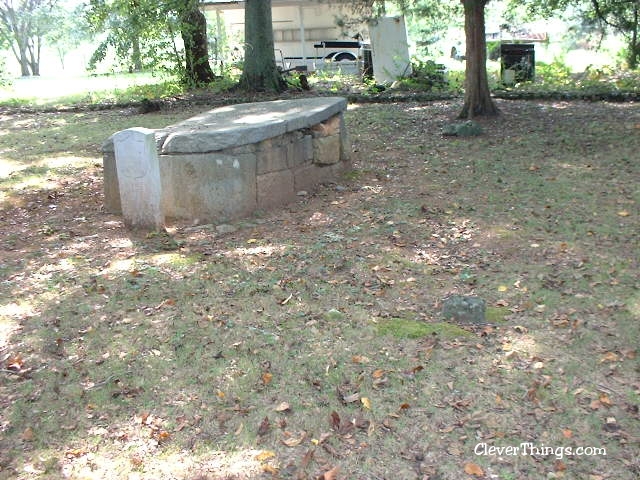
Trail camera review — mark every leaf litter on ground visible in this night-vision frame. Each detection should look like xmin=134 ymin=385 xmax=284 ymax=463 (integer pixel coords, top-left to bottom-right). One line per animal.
xmin=0 ymin=97 xmax=638 ymax=479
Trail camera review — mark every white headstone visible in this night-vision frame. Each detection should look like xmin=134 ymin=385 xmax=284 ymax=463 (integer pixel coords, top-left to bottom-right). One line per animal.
xmin=113 ymin=127 xmax=164 ymax=230
xmin=369 ymin=16 xmax=412 ymax=83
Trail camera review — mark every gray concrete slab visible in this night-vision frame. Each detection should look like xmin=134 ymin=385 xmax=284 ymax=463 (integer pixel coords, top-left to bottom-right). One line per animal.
xmin=160 ymin=97 xmax=347 ymax=154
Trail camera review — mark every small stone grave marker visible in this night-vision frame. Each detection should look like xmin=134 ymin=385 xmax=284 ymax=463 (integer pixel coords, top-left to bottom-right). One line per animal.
xmin=113 ymin=127 xmax=164 ymax=230
xmin=442 ymin=295 xmax=486 ymax=324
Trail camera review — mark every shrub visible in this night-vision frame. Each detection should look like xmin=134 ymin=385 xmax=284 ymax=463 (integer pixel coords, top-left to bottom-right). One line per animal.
xmin=395 ymin=59 xmax=452 ymax=92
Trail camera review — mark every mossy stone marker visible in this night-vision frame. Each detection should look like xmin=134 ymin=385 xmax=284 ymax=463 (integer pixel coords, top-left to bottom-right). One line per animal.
xmin=442 ymin=295 xmax=486 ymax=324
xmin=113 ymin=127 xmax=164 ymax=231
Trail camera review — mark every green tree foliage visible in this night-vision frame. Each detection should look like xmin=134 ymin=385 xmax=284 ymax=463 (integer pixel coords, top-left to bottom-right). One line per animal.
xmin=86 ymin=0 xmax=214 ymax=85
xmin=507 ymin=0 xmax=640 ymax=69
xmin=399 ymin=0 xmax=462 ymax=55
xmin=86 ymin=0 xmax=174 ymax=73
xmin=585 ymin=0 xmax=640 ymax=68
xmin=0 ymin=0 xmax=57 ymax=76
xmin=46 ymin=2 xmax=91 ymax=70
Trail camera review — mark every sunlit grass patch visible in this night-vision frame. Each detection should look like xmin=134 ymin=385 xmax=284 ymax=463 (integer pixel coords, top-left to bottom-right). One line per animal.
xmin=147 ymin=252 xmax=202 ymax=268
xmin=0 ymin=73 xmax=182 ymax=107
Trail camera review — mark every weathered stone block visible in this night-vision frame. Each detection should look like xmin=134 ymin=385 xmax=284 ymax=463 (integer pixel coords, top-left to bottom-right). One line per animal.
xmin=313 ymin=135 xmax=341 ymax=165
xmin=287 ymin=134 xmax=314 ymax=168
xmin=257 ymin=170 xmax=296 ymax=210
xmin=284 ymin=98 xmax=348 ymax=131
xmin=311 ymin=114 xmax=342 ymax=138
xmin=113 ymin=128 xmax=164 ymax=230
xmin=256 ymin=137 xmax=289 ymax=174
xmin=103 ymin=131 xmax=168 ymax=214
xmin=102 ymin=151 xmax=121 ymax=213
xmin=293 ymin=164 xmax=336 ymax=193
xmin=331 ymin=159 xmax=352 ymax=177
xmin=227 ymin=143 xmax=257 ymax=155
xmin=161 ymin=152 xmax=257 ymax=222
xmin=339 ymin=114 xmax=351 ymax=161
xmin=442 ymin=295 xmax=486 ymax=324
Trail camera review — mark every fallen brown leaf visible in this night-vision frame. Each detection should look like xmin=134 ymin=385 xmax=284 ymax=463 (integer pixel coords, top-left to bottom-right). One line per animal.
xmin=330 ymin=411 xmax=340 ymax=430
xmin=21 ymin=427 xmax=35 ymax=442
xmin=600 ymin=351 xmax=619 ymax=363
xmin=65 ymin=448 xmax=86 ymax=459
xmin=275 ymin=402 xmax=291 ymax=412
xmin=342 ymin=392 xmax=360 ymax=403
xmin=599 ymin=393 xmax=613 ymax=406
xmin=319 ymin=465 xmax=340 ymax=480
xmin=351 ymin=355 xmax=370 ymax=364
xmin=262 ymin=464 xmax=278 ymax=474
xmin=255 ymin=450 xmax=276 ymax=462
xmin=300 ymin=448 xmax=314 ymax=470
xmin=257 ymin=417 xmax=271 ymax=436
xmin=6 ymin=354 xmax=24 ymax=372
xmin=282 ymin=431 xmax=306 ymax=447
xmin=464 ymin=462 xmax=484 ymax=476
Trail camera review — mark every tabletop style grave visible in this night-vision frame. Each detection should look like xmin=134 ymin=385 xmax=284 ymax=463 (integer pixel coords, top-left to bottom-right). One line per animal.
xmin=103 ymin=97 xmax=351 ymax=227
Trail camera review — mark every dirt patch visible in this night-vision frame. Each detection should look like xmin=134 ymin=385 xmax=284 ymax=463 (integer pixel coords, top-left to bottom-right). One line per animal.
xmin=0 ymin=97 xmax=639 ymax=480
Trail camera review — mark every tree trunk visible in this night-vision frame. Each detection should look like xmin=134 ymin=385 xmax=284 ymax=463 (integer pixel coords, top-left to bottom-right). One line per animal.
xmin=458 ymin=0 xmax=498 ymax=119
xmin=56 ymin=46 xmax=65 ymax=70
xmin=238 ymin=0 xmax=285 ymax=92
xmin=18 ymin=50 xmax=31 ymax=76
xmin=27 ymin=36 xmax=40 ymax=76
xmin=629 ymin=3 xmax=639 ymax=69
xmin=132 ymin=35 xmax=143 ymax=72
xmin=179 ymin=0 xmax=215 ymax=86
xmin=10 ymin=24 xmax=32 ymax=76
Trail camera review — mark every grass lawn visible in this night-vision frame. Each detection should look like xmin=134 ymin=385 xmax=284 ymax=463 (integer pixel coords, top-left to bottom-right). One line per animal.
xmin=0 ymin=95 xmax=638 ymax=480
xmin=0 ymin=73 xmax=178 ymax=108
